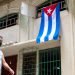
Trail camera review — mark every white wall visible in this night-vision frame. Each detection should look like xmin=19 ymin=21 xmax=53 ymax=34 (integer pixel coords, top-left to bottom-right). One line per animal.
xmin=0 ymin=0 xmax=21 ymax=17
xmin=0 ymin=25 xmax=19 ymax=44
xmin=0 ymin=4 xmax=8 ymax=17
xmin=33 ymin=18 xmax=41 ymax=39
xmin=19 ymin=1 xmax=36 ymax=41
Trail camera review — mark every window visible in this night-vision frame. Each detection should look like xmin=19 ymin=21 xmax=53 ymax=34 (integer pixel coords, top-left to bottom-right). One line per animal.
xmin=22 ymin=47 xmax=61 ymax=75
xmin=36 ymin=0 xmax=66 ymax=18
xmin=0 ymin=13 xmax=18 ymax=29
xmin=23 ymin=52 xmax=36 ymax=75
xmin=39 ymin=47 xmax=61 ymax=75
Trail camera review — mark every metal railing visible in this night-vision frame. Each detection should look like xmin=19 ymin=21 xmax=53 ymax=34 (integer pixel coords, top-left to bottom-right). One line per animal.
xmin=0 ymin=17 xmax=18 ymax=29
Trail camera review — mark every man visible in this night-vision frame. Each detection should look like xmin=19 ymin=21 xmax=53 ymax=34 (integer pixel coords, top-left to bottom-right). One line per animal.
xmin=0 ymin=36 xmax=14 ymax=75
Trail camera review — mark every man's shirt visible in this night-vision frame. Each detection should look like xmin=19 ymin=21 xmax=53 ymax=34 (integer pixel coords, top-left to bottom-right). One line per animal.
xmin=0 ymin=50 xmax=3 ymax=75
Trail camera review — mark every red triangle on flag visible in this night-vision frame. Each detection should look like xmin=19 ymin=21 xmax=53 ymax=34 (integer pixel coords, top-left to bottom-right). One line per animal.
xmin=43 ymin=3 xmax=57 ymax=16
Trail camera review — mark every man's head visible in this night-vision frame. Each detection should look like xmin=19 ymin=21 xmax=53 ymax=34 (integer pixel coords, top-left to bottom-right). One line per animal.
xmin=0 ymin=36 xmax=3 ymax=46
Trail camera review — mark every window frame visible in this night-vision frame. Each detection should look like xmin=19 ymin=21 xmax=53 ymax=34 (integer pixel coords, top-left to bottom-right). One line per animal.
xmin=0 ymin=13 xmax=18 ymax=29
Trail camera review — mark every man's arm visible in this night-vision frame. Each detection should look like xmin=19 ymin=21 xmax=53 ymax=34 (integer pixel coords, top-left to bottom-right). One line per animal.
xmin=2 ymin=54 xmax=14 ymax=75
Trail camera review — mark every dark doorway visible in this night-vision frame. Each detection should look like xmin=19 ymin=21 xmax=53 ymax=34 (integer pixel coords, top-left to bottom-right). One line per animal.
xmin=1 ymin=55 xmax=17 ymax=75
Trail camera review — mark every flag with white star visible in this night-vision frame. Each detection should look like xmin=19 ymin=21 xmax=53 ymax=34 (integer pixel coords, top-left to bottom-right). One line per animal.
xmin=36 ymin=3 xmax=60 ymax=43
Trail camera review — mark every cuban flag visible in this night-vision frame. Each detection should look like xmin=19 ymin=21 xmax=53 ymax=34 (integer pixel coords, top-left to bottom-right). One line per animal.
xmin=36 ymin=3 xmax=60 ymax=43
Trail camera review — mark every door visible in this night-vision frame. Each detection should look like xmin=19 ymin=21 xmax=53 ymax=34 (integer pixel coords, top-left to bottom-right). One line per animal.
xmin=1 ymin=55 xmax=17 ymax=75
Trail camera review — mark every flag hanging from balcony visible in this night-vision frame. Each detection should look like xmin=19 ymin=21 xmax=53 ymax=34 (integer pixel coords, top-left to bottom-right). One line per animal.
xmin=36 ymin=3 xmax=60 ymax=43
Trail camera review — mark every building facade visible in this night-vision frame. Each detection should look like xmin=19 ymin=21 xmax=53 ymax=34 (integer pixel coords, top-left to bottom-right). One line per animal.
xmin=0 ymin=0 xmax=75 ymax=75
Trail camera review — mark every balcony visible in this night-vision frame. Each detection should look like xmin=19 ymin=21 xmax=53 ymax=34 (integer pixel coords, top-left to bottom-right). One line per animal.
xmin=0 ymin=1 xmax=68 ymax=47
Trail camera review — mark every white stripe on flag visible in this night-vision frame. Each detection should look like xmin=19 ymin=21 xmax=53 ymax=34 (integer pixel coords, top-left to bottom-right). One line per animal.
xmin=48 ymin=8 xmax=56 ymax=40
xmin=40 ymin=13 xmax=48 ymax=42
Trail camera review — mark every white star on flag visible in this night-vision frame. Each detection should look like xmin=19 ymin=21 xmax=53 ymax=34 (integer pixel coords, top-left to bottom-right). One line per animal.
xmin=47 ymin=9 xmax=52 ymax=14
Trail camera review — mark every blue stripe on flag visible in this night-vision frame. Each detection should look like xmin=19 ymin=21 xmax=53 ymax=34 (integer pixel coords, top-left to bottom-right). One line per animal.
xmin=44 ymin=16 xmax=52 ymax=41
xmin=36 ymin=10 xmax=45 ymax=43
xmin=53 ymin=3 xmax=60 ymax=40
